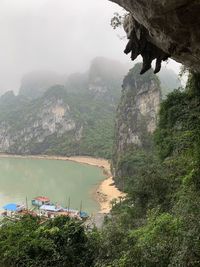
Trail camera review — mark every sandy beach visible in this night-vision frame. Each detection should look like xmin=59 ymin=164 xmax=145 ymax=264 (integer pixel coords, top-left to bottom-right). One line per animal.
xmin=0 ymin=154 xmax=126 ymax=214
xmin=66 ymin=156 xmax=126 ymax=213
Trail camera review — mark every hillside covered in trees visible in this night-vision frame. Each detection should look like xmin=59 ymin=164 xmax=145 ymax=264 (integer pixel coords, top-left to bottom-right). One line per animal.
xmin=0 ymin=58 xmax=127 ymax=158
xmin=94 ymin=70 xmax=200 ymax=267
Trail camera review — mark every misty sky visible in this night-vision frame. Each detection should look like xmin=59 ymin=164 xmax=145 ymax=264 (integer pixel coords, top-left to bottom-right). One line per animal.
xmin=0 ymin=0 xmax=181 ymax=94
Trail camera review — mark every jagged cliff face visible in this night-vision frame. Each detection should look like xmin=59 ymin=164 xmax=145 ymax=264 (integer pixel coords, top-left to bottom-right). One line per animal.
xmin=0 ymin=57 xmax=127 ymax=158
xmin=0 ymin=58 xmax=179 ymax=157
xmin=0 ymin=92 xmax=79 ymax=154
xmin=109 ymin=0 xmax=200 ymax=71
xmin=112 ymin=63 xmax=161 ymax=176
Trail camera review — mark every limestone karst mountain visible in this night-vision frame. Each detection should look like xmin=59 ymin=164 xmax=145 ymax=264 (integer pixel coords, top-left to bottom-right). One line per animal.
xmin=112 ymin=63 xmax=161 ymax=181
xmin=0 ymin=58 xmax=128 ymax=158
xmin=0 ymin=58 xmax=180 ymax=158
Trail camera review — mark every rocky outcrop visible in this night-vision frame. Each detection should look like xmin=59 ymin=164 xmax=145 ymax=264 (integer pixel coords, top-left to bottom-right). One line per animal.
xmin=0 ymin=58 xmax=127 ymax=158
xmin=112 ymin=63 xmax=161 ymax=177
xmin=0 ymin=92 xmax=79 ymax=154
xmin=0 ymin=58 xmax=180 ymax=158
xmin=88 ymin=57 xmax=128 ymax=102
xmin=109 ymin=0 xmax=200 ymax=71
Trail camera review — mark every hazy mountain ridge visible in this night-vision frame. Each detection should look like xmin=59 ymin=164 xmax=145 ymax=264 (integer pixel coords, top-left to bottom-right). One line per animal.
xmin=0 ymin=58 xmax=127 ymax=158
xmin=18 ymin=71 xmax=66 ymax=99
xmin=0 ymin=58 xmax=180 ymax=158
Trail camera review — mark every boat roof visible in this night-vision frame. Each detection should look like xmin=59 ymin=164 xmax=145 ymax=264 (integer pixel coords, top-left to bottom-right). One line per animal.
xmin=63 ymin=208 xmax=79 ymax=213
xmin=80 ymin=211 xmax=89 ymax=218
xmin=40 ymin=205 xmax=62 ymax=212
xmin=3 ymin=203 xmax=24 ymax=211
xmin=33 ymin=196 xmax=50 ymax=202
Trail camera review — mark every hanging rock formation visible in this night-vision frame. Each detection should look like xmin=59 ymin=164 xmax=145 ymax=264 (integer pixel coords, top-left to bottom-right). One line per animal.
xmin=123 ymin=14 xmax=170 ymax=74
xmin=109 ymin=0 xmax=200 ymax=72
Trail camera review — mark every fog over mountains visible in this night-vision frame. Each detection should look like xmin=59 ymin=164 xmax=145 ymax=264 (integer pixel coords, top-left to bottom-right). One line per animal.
xmin=0 ymin=0 xmax=181 ymax=95
xmin=0 ymin=57 xmax=181 ymax=158
xmin=0 ymin=0 xmax=126 ymax=93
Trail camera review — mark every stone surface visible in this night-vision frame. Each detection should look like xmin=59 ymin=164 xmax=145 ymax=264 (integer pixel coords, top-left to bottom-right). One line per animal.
xmin=109 ymin=0 xmax=200 ymax=71
xmin=0 ymin=57 xmax=127 ymax=157
xmin=0 ymin=96 xmax=77 ymax=154
xmin=113 ymin=64 xmax=161 ymax=164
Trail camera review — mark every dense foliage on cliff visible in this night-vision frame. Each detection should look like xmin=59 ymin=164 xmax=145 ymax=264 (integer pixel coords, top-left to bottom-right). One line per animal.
xmin=95 ymin=72 xmax=200 ymax=266
xmin=112 ymin=63 xmax=161 ymax=188
xmin=0 ymin=86 xmax=115 ymax=159
xmin=0 ymin=58 xmax=126 ymax=159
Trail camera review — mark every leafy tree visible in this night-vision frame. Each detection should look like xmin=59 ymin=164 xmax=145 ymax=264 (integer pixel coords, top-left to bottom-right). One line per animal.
xmin=0 ymin=215 xmax=97 ymax=267
xmin=94 ymin=71 xmax=200 ymax=267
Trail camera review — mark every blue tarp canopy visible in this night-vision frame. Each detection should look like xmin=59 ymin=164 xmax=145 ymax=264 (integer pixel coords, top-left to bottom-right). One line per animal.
xmin=3 ymin=203 xmax=18 ymax=211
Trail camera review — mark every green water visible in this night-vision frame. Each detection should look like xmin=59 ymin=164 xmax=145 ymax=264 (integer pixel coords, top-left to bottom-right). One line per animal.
xmin=0 ymin=157 xmax=104 ymax=213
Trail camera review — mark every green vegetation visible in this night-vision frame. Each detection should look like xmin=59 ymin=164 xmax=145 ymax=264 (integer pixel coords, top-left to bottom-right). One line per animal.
xmin=112 ymin=63 xmax=161 ymax=188
xmin=0 ymin=60 xmax=180 ymax=159
xmin=0 ymin=70 xmax=198 ymax=267
xmin=42 ymin=88 xmax=116 ymax=158
xmin=0 ymin=58 xmax=128 ymax=159
xmin=158 ymin=68 xmax=182 ymax=98
xmin=95 ymin=71 xmax=200 ymax=266
xmin=0 ymin=215 xmax=98 ymax=267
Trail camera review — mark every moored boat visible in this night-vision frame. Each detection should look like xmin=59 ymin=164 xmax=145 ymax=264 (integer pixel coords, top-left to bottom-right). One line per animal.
xmin=2 ymin=203 xmax=25 ymax=217
xmin=32 ymin=196 xmax=50 ymax=207
xmin=79 ymin=211 xmax=89 ymax=220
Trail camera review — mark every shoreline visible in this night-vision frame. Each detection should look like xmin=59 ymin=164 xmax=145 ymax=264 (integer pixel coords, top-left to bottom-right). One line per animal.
xmin=0 ymin=154 xmax=126 ymax=214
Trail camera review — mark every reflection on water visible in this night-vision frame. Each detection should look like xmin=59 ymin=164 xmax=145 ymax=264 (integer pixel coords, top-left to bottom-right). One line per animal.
xmin=0 ymin=157 xmax=104 ymax=213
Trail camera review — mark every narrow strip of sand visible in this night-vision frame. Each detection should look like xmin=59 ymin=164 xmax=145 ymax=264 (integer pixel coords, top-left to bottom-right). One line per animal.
xmin=66 ymin=156 xmax=126 ymax=214
xmin=0 ymin=154 xmax=126 ymax=214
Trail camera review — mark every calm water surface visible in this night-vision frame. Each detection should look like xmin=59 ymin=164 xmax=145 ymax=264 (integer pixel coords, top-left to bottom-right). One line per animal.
xmin=0 ymin=157 xmax=104 ymax=213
